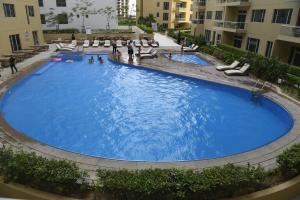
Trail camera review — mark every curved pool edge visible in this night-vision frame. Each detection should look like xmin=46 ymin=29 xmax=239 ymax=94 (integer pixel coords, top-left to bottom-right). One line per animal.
xmin=0 ymin=54 xmax=299 ymax=174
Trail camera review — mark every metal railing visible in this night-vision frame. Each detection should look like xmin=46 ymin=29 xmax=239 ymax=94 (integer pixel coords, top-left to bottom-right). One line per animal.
xmin=280 ymin=25 xmax=300 ymax=38
xmin=216 ymin=0 xmax=250 ymax=4
xmin=175 ymin=17 xmax=186 ymax=22
xmin=192 ymin=19 xmax=205 ymax=24
xmin=214 ymin=20 xmax=247 ymax=30
xmin=194 ymin=0 xmax=206 ymax=6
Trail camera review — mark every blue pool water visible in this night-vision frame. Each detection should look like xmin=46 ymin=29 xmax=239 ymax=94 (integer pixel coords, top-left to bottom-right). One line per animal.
xmin=165 ymin=54 xmax=210 ymax=66
xmin=0 ymin=54 xmax=293 ymax=161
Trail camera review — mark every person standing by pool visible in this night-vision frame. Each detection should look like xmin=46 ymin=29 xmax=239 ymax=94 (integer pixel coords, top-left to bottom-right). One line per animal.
xmin=168 ymin=53 xmax=172 ymax=60
xmin=127 ymin=44 xmax=134 ymax=61
xmin=112 ymin=41 xmax=117 ymax=54
xmin=9 ymin=55 xmax=18 ymax=74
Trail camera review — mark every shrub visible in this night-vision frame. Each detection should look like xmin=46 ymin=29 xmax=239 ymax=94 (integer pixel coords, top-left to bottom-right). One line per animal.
xmin=43 ymin=28 xmax=80 ymax=34
xmin=277 ymin=143 xmax=300 ymax=179
xmin=138 ymin=24 xmax=153 ymax=34
xmin=96 ymin=164 xmax=267 ymax=200
xmin=0 ymin=147 xmax=89 ymax=195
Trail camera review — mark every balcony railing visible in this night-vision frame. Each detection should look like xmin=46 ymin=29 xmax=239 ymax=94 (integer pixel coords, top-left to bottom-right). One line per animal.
xmin=193 ymin=0 xmax=206 ymax=6
xmin=278 ymin=25 xmax=300 ymax=44
xmin=216 ymin=0 xmax=251 ymax=6
xmin=214 ymin=20 xmax=247 ymax=32
xmin=192 ymin=19 xmax=205 ymax=24
xmin=176 ymin=7 xmax=187 ymax=12
xmin=175 ymin=17 xmax=186 ymax=22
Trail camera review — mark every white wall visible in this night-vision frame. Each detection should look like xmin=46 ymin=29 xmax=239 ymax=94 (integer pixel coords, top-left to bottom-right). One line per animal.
xmin=39 ymin=0 xmax=118 ymax=31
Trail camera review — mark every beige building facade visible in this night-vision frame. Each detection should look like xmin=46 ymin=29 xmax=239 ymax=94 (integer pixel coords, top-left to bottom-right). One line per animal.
xmin=0 ymin=0 xmax=44 ymax=56
xmin=191 ymin=0 xmax=300 ymax=67
xmin=137 ymin=0 xmax=193 ymax=29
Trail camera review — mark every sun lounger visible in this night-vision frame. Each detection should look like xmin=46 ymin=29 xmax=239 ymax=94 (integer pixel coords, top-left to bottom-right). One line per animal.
xmin=59 ymin=43 xmax=76 ymax=49
xmin=216 ymin=60 xmax=240 ymax=71
xmin=104 ymin=40 xmax=111 ymax=47
xmin=134 ymin=40 xmax=142 ymax=47
xmin=83 ymin=40 xmax=90 ymax=48
xmin=93 ymin=40 xmax=100 ymax=47
xmin=183 ymin=45 xmax=199 ymax=52
xmin=142 ymin=39 xmax=149 ymax=47
xmin=224 ymin=63 xmax=250 ymax=76
xmin=55 ymin=44 xmax=73 ymax=51
xmin=135 ymin=48 xmax=153 ymax=56
xmin=71 ymin=40 xmax=77 ymax=47
xmin=116 ymin=40 xmax=123 ymax=47
xmin=183 ymin=44 xmax=195 ymax=50
xmin=140 ymin=50 xmax=158 ymax=59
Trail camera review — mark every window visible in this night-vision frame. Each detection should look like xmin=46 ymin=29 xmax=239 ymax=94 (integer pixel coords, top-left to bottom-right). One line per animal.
xmin=163 ymin=2 xmax=169 ymax=10
xmin=58 ymin=13 xmax=68 ymax=24
xmin=9 ymin=34 xmax=22 ymax=52
xmin=27 ymin=6 xmax=34 ymax=17
xmin=246 ymin=37 xmax=260 ymax=53
xmin=162 ymin=23 xmax=168 ymax=28
xmin=251 ymin=9 xmax=265 ymax=22
xmin=204 ymin=29 xmax=211 ymax=42
xmin=32 ymin=31 xmax=39 ymax=45
xmin=163 ymin=13 xmax=168 ymax=21
xmin=38 ymin=0 xmax=44 ymax=7
xmin=157 ymin=2 xmax=160 ymax=7
xmin=56 ymin=0 xmax=66 ymax=7
xmin=206 ymin=11 xmax=212 ymax=20
xmin=215 ymin=11 xmax=223 ymax=20
xmin=157 ymin=12 xmax=159 ymax=18
xmin=3 ymin=4 xmax=15 ymax=17
xmin=265 ymin=41 xmax=273 ymax=58
xmin=40 ymin=14 xmax=46 ymax=24
xmin=233 ymin=36 xmax=243 ymax=48
xmin=272 ymin=9 xmax=293 ymax=24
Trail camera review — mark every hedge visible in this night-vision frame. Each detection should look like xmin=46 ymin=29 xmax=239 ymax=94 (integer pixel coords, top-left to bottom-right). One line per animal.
xmin=277 ymin=143 xmax=300 ymax=178
xmin=96 ymin=164 xmax=267 ymax=200
xmin=138 ymin=24 xmax=153 ymax=34
xmin=0 ymin=147 xmax=89 ymax=196
xmin=43 ymin=28 xmax=80 ymax=34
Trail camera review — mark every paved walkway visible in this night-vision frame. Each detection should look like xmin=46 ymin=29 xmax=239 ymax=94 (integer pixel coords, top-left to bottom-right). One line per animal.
xmin=154 ymin=32 xmax=181 ymax=48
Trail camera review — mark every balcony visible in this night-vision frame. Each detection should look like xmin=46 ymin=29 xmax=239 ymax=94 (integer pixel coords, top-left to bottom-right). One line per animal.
xmin=216 ymin=0 xmax=251 ymax=7
xmin=176 ymin=7 xmax=187 ymax=13
xmin=192 ymin=19 xmax=205 ymax=24
xmin=193 ymin=0 xmax=206 ymax=9
xmin=175 ymin=17 xmax=187 ymax=23
xmin=214 ymin=20 xmax=247 ymax=33
xmin=277 ymin=25 xmax=300 ymax=44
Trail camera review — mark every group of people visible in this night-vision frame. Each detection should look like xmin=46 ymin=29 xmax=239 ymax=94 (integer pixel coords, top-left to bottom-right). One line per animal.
xmin=88 ymin=54 xmax=104 ymax=64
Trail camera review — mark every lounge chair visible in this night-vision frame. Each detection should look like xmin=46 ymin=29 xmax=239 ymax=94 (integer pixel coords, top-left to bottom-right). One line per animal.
xmin=134 ymin=40 xmax=142 ymax=47
xmin=116 ymin=40 xmax=123 ymax=47
xmin=135 ymin=47 xmax=153 ymax=56
xmin=93 ymin=40 xmax=100 ymax=47
xmin=55 ymin=44 xmax=73 ymax=51
xmin=216 ymin=60 xmax=240 ymax=71
xmin=183 ymin=45 xmax=199 ymax=52
xmin=224 ymin=63 xmax=251 ymax=76
xmin=71 ymin=40 xmax=77 ymax=47
xmin=142 ymin=39 xmax=149 ymax=47
xmin=83 ymin=40 xmax=90 ymax=48
xmin=59 ymin=43 xmax=76 ymax=49
xmin=104 ymin=40 xmax=111 ymax=47
xmin=140 ymin=50 xmax=158 ymax=59
xmin=183 ymin=44 xmax=195 ymax=50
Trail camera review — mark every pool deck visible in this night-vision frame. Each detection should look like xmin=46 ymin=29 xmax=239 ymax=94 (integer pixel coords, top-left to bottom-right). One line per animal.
xmin=0 ymin=45 xmax=300 ymax=180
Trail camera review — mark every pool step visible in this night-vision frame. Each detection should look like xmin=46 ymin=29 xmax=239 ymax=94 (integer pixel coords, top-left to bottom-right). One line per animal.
xmin=34 ymin=62 xmax=56 ymax=75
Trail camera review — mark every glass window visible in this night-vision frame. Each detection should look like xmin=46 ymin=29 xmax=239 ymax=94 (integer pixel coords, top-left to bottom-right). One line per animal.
xmin=32 ymin=31 xmax=39 ymax=45
xmin=3 ymin=4 xmax=16 ymax=17
xmin=38 ymin=0 xmax=44 ymax=7
xmin=246 ymin=37 xmax=260 ymax=53
xmin=163 ymin=2 xmax=169 ymax=10
xmin=157 ymin=2 xmax=160 ymax=7
xmin=272 ymin=9 xmax=293 ymax=24
xmin=40 ymin=14 xmax=46 ymax=24
xmin=9 ymin=34 xmax=22 ymax=52
xmin=56 ymin=0 xmax=66 ymax=7
xmin=233 ymin=36 xmax=243 ymax=48
xmin=27 ymin=6 xmax=34 ymax=17
xmin=162 ymin=23 xmax=168 ymax=28
xmin=206 ymin=11 xmax=212 ymax=20
xmin=204 ymin=29 xmax=211 ymax=42
xmin=215 ymin=11 xmax=223 ymax=20
xmin=163 ymin=13 xmax=168 ymax=21
xmin=265 ymin=41 xmax=273 ymax=58
xmin=251 ymin=9 xmax=265 ymax=22
xmin=157 ymin=12 xmax=159 ymax=18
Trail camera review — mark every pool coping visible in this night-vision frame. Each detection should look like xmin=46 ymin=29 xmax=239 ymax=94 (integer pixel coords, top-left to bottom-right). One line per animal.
xmin=0 ymin=51 xmax=299 ymax=177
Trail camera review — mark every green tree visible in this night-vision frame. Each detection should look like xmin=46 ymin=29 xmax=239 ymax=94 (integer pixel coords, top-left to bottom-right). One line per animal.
xmin=98 ymin=6 xmax=116 ymax=30
xmin=45 ymin=8 xmax=71 ymax=31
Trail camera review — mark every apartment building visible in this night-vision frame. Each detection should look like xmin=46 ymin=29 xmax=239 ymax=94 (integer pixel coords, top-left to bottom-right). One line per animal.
xmin=0 ymin=0 xmax=44 ymax=55
xmin=191 ymin=0 xmax=300 ymax=67
xmin=117 ymin=0 xmax=129 ymax=17
xmin=38 ymin=0 xmax=118 ymax=31
xmin=136 ymin=0 xmax=193 ymax=29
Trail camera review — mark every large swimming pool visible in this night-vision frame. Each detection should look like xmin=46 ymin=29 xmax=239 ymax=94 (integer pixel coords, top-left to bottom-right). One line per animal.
xmin=0 ymin=54 xmax=293 ymax=161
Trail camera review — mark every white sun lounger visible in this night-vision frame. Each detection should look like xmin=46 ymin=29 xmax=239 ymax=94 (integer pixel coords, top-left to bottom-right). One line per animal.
xmin=83 ymin=40 xmax=90 ymax=48
xmin=140 ymin=50 xmax=158 ymax=59
xmin=134 ymin=40 xmax=142 ymax=47
xmin=224 ymin=63 xmax=251 ymax=76
xmin=183 ymin=44 xmax=195 ymax=50
xmin=71 ymin=40 xmax=77 ymax=47
xmin=142 ymin=39 xmax=149 ymax=47
xmin=55 ymin=44 xmax=73 ymax=51
xmin=59 ymin=43 xmax=75 ymax=49
xmin=104 ymin=40 xmax=111 ymax=47
xmin=183 ymin=45 xmax=199 ymax=52
xmin=216 ymin=60 xmax=240 ymax=71
xmin=116 ymin=40 xmax=123 ymax=47
xmin=93 ymin=40 xmax=100 ymax=47
xmin=135 ymin=47 xmax=153 ymax=55
xmin=151 ymin=42 xmax=159 ymax=47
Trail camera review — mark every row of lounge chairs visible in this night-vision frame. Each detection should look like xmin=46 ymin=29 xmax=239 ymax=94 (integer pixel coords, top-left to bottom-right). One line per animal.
xmin=216 ymin=60 xmax=251 ymax=76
